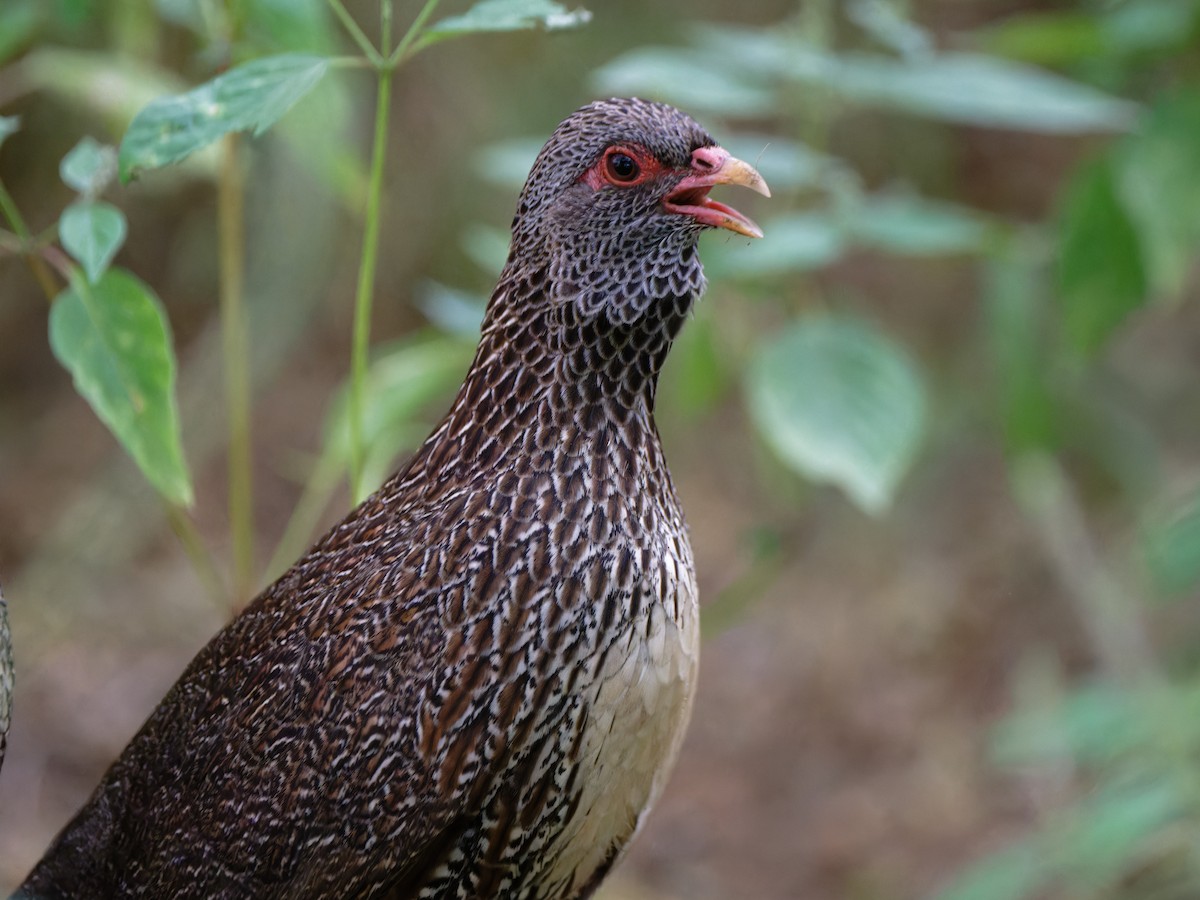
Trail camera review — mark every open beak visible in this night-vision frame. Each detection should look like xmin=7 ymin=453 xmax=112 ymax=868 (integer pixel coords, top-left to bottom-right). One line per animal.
xmin=664 ymin=146 xmax=771 ymax=239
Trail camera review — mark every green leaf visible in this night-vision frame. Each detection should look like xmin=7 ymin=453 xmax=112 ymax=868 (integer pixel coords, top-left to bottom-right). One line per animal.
xmin=0 ymin=0 xmax=38 ymax=66
xmin=424 ymin=0 xmax=591 ymax=42
xmin=850 ymin=192 xmax=989 ymax=255
xmin=935 ymin=840 xmax=1046 ymax=900
xmin=60 ymin=136 xmax=118 ymax=196
xmin=982 ymin=254 xmax=1057 ymax=454
xmin=976 ymin=12 xmax=1107 ymax=66
xmin=0 ymin=115 xmax=19 ymax=153
xmin=1115 ymin=91 xmax=1200 ymax=301
xmin=747 ymin=316 xmax=926 ymax=514
xmin=474 ymin=137 xmax=543 ymax=188
xmin=592 ymin=48 xmax=775 ymax=117
xmin=417 ymin=281 xmax=486 ymax=336
xmin=705 ymin=213 xmax=844 ymax=279
xmin=119 ymin=53 xmax=330 ymax=181
xmin=847 ymin=0 xmax=932 ymax=59
xmin=1057 ymin=157 xmax=1146 ymax=354
xmin=1142 ymin=490 xmax=1200 ymax=597
xmin=59 ymin=201 xmax=127 ymax=284
xmin=828 ymin=52 xmax=1139 ymax=133
xmin=50 ymin=269 xmax=192 ymax=506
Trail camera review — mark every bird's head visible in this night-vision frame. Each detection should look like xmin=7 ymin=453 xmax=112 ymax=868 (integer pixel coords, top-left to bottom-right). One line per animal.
xmin=506 ymin=98 xmax=769 ymax=327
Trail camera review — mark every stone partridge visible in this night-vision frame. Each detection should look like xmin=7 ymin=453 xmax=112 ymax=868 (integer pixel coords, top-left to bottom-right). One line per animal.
xmin=21 ymin=97 xmax=768 ymax=899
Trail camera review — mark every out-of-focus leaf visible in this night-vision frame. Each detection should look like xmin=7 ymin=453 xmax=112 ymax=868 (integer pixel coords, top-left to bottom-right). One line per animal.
xmin=721 ymin=135 xmax=839 ymax=192
xmin=1115 ymin=91 xmax=1200 ymax=301
xmin=934 ymin=840 xmax=1045 ymax=900
xmin=976 ymin=12 xmax=1107 ymax=66
xmin=49 ymin=269 xmax=192 ymax=506
xmin=424 ymin=0 xmax=590 ymax=43
xmin=0 ymin=116 xmax=19 ymax=153
xmin=59 ymin=201 xmax=127 ymax=284
xmin=705 ymin=213 xmax=844 ymax=278
xmin=848 ymin=0 xmax=932 ymax=59
xmin=462 ymin=224 xmax=511 ymax=275
xmin=475 ymin=138 xmax=543 ymax=188
xmin=326 ymin=334 xmax=476 ymax=492
xmin=119 ymin=53 xmax=329 ymax=181
xmin=1057 ymin=157 xmax=1146 ymax=354
xmin=747 ymin=315 xmax=926 ymax=514
xmin=661 ymin=309 xmax=727 ymax=420
xmin=60 ymin=137 xmax=118 ymax=196
xmin=592 ymin=48 xmax=775 ymax=117
xmin=1053 ymin=779 xmax=1181 ymax=889
xmin=1142 ymin=491 xmax=1200 ymax=598
xmin=828 ymin=52 xmax=1138 ymax=133
xmin=983 ymin=253 xmax=1057 ymax=453
xmin=0 ymin=0 xmax=38 ymax=66
xmin=992 ymin=682 xmax=1138 ymax=767
xmin=417 ymin=281 xmax=487 ymax=336
xmin=1103 ymin=1 xmax=1197 ymax=56
xmin=850 ymin=192 xmax=989 ymax=255
xmin=245 ymin=0 xmax=335 ymax=53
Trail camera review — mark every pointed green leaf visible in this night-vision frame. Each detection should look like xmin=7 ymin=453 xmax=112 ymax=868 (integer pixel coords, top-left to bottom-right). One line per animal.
xmin=0 ymin=115 xmax=19 ymax=153
xmin=50 ymin=269 xmax=192 ymax=506
xmin=60 ymin=136 xmax=118 ymax=196
xmin=1057 ymin=157 xmax=1146 ymax=354
xmin=747 ymin=316 xmax=926 ymax=514
xmin=119 ymin=53 xmax=329 ymax=181
xmin=425 ymin=0 xmax=591 ymax=42
xmin=59 ymin=201 xmax=127 ymax=284
xmin=1115 ymin=90 xmax=1200 ymax=301
xmin=850 ymin=193 xmax=990 ymax=255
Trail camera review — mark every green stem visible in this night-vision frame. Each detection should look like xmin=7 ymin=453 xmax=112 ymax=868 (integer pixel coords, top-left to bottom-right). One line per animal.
xmin=347 ymin=69 xmax=392 ymax=504
xmin=0 ymin=178 xmax=58 ymax=300
xmin=165 ymin=503 xmax=228 ymax=612
xmin=218 ymin=133 xmax=255 ymax=603
xmin=388 ymin=0 xmax=442 ymax=66
xmin=327 ymin=0 xmax=384 ymax=66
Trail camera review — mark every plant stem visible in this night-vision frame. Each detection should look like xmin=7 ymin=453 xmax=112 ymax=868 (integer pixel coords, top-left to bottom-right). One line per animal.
xmin=327 ymin=0 xmax=384 ymax=66
xmin=347 ymin=68 xmax=392 ymax=504
xmin=0 ymin=178 xmax=58 ymax=300
xmin=218 ymin=133 xmax=254 ymax=603
xmin=165 ymin=503 xmax=229 ymax=611
xmin=389 ymin=0 xmax=441 ymax=66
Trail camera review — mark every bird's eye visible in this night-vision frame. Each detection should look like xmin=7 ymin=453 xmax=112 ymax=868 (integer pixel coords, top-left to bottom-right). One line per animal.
xmin=605 ymin=150 xmax=640 ymax=183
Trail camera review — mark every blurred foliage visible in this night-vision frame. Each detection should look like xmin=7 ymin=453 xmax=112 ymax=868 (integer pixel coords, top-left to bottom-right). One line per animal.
xmin=3 ymin=0 xmax=1200 ymax=898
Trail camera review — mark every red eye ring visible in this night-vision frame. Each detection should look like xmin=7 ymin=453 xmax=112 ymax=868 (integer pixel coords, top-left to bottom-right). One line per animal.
xmin=604 ymin=148 xmax=640 ymax=183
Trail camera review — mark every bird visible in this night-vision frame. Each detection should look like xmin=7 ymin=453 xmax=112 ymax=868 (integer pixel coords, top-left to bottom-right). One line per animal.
xmin=20 ymin=97 xmax=768 ymax=899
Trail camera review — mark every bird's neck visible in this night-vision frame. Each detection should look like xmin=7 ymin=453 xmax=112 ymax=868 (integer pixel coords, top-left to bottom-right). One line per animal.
xmin=413 ymin=257 xmax=700 ymax=487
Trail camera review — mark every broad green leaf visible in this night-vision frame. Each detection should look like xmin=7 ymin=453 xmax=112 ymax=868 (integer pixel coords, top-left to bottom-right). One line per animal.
xmin=0 ymin=0 xmax=38 ymax=66
xmin=0 ymin=116 xmax=19 ymax=153
xmin=424 ymin=0 xmax=591 ymax=43
xmin=50 ymin=269 xmax=192 ymax=506
xmin=705 ymin=213 xmax=843 ymax=279
xmin=59 ymin=201 xmax=127 ymax=284
xmin=1142 ymin=491 xmax=1200 ymax=597
xmin=60 ymin=136 xmax=118 ymax=196
xmin=827 ymin=52 xmax=1138 ymax=133
xmin=850 ymin=193 xmax=989 ymax=255
xmin=747 ymin=316 xmax=926 ymax=514
xmin=119 ymin=53 xmax=329 ymax=181
xmin=1057 ymin=157 xmax=1146 ymax=354
xmin=592 ymin=48 xmax=775 ymax=117
xmin=1115 ymin=91 xmax=1200 ymax=301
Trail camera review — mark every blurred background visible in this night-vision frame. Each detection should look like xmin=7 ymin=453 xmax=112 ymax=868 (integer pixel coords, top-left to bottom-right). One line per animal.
xmin=2 ymin=1 xmax=1200 ymax=897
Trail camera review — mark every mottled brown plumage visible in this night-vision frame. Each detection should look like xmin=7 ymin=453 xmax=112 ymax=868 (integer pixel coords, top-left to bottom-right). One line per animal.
xmin=21 ymin=98 xmax=767 ymax=899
